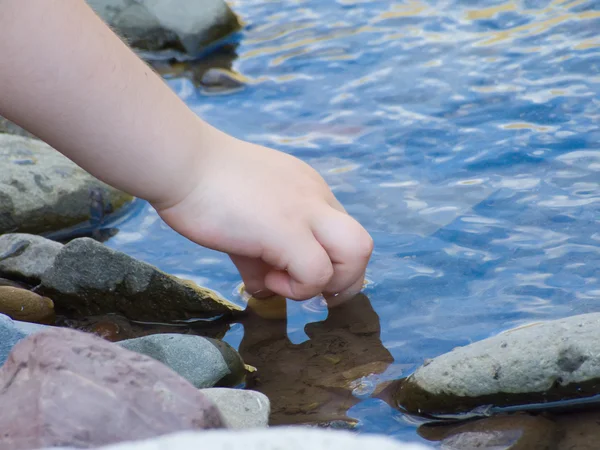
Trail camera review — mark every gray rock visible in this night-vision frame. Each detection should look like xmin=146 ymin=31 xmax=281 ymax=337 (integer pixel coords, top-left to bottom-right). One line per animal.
xmin=0 ymin=117 xmax=37 ymax=139
xmin=0 ymin=327 xmax=225 ymax=450
xmin=393 ymin=313 xmax=600 ymax=416
xmin=38 ymin=237 xmax=243 ymax=322
xmin=86 ymin=0 xmax=242 ymax=57
xmin=0 ymin=233 xmax=63 ymax=284
xmin=53 ymin=428 xmax=432 ymax=450
xmin=199 ymin=388 xmax=270 ymax=429
xmin=0 ymin=134 xmax=133 ymax=235
xmin=118 ymin=334 xmax=246 ymax=388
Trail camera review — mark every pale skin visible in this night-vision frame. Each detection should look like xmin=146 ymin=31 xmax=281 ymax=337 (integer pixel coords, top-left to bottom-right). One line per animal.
xmin=0 ymin=0 xmax=373 ymax=302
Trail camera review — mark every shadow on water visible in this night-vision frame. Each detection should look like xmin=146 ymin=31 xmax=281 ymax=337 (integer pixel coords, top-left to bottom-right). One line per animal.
xmin=238 ymin=293 xmax=393 ymax=427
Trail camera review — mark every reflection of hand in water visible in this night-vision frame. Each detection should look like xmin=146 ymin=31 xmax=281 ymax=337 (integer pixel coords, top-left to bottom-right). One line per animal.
xmin=238 ymin=293 xmax=394 ymax=427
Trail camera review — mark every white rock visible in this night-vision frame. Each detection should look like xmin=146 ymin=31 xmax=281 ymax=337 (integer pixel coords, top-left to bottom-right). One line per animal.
xmin=411 ymin=313 xmax=600 ymax=397
xmin=54 ymin=428 xmax=432 ymax=450
xmin=199 ymin=388 xmax=270 ymax=429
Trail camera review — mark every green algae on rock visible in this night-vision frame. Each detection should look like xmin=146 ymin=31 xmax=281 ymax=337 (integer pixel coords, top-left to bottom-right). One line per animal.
xmin=37 ymin=237 xmax=242 ymax=322
xmin=390 ymin=313 xmax=600 ymax=417
xmin=0 ymin=134 xmax=133 ymax=235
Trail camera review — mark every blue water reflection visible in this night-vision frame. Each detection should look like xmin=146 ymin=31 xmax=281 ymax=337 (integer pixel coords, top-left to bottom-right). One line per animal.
xmin=105 ymin=0 xmax=599 ymax=444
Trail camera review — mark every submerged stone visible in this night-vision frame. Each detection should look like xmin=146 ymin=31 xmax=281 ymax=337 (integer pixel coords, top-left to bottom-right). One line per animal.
xmin=0 ymin=327 xmax=225 ymax=450
xmin=37 ymin=237 xmax=242 ymax=322
xmin=0 ymin=134 xmax=133 ymax=235
xmin=391 ymin=313 xmax=600 ymax=417
xmin=118 ymin=333 xmax=246 ymax=388
xmin=418 ymin=414 xmax=558 ymax=450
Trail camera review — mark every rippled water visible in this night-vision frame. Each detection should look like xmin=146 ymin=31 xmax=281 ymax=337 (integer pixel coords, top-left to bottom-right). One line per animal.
xmin=103 ymin=0 xmax=599 ymax=445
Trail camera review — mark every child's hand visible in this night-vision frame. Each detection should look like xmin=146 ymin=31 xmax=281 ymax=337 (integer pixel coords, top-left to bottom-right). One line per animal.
xmin=0 ymin=0 xmax=372 ymax=302
xmin=155 ymin=138 xmax=373 ymax=301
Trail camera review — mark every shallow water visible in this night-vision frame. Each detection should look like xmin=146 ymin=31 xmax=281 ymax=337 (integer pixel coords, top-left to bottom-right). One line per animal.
xmin=103 ymin=0 xmax=599 ymax=445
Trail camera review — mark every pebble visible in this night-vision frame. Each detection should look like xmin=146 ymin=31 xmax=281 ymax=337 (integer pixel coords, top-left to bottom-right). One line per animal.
xmin=118 ymin=333 xmax=247 ymax=388
xmin=0 ymin=286 xmax=55 ymax=324
xmin=199 ymin=388 xmax=270 ymax=429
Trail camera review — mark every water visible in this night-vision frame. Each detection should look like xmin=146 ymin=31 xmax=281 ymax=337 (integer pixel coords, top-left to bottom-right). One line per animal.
xmin=103 ymin=0 xmax=599 ymax=445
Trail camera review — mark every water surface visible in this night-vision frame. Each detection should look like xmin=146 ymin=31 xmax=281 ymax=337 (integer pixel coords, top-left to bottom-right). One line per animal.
xmin=104 ymin=0 xmax=599 ymax=444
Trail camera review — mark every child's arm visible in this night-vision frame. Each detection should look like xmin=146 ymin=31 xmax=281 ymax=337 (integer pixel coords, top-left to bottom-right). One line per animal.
xmin=0 ymin=0 xmax=373 ymax=302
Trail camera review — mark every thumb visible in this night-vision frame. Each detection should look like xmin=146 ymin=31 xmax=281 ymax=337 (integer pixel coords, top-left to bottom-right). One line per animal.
xmin=229 ymin=255 xmax=274 ymax=298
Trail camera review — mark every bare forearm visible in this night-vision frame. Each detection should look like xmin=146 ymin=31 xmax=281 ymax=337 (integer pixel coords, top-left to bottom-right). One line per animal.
xmin=0 ymin=0 xmax=226 ymax=205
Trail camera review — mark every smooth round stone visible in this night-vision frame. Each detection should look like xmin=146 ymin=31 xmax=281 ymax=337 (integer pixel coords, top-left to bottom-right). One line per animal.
xmin=118 ymin=334 xmax=246 ymax=389
xmin=394 ymin=313 xmax=600 ymax=416
xmin=0 ymin=286 xmax=55 ymax=324
xmin=199 ymin=388 xmax=270 ymax=429
xmin=247 ymin=296 xmax=287 ymax=320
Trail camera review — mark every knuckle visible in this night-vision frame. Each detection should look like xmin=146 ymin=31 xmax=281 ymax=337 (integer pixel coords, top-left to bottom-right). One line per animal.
xmin=355 ymin=229 xmax=374 ymax=260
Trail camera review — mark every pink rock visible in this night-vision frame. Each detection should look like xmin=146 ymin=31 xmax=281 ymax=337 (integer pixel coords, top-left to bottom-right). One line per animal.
xmin=0 ymin=328 xmax=225 ymax=449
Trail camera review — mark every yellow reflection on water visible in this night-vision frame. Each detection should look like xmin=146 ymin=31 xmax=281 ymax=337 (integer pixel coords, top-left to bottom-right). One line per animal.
xmin=466 ymin=2 xmax=517 ymax=20
xmin=501 ymin=123 xmax=554 ymax=132
xmin=574 ymin=39 xmax=600 ymax=50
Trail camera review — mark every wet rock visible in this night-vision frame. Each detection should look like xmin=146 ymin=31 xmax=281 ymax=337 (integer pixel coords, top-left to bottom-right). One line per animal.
xmin=0 ymin=233 xmax=62 ymax=284
xmin=54 ymin=428 xmax=432 ymax=450
xmin=393 ymin=313 xmax=600 ymax=416
xmin=0 ymin=117 xmax=37 ymax=139
xmin=37 ymin=237 xmax=243 ymax=322
xmin=199 ymin=388 xmax=270 ymax=429
xmin=118 ymin=333 xmax=246 ymax=388
xmin=151 ymin=43 xmax=240 ymax=87
xmin=0 ymin=286 xmax=55 ymax=324
xmin=87 ymin=0 xmax=242 ymax=57
xmin=0 ymin=327 xmax=225 ymax=450
xmin=200 ymin=68 xmax=247 ymax=93
xmin=246 ymin=294 xmax=287 ymax=320
xmin=0 ymin=134 xmax=133 ymax=235
xmin=418 ymin=414 xmax=558 ymax=449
